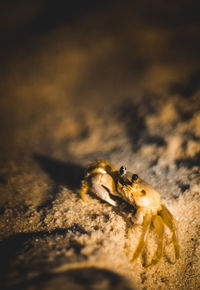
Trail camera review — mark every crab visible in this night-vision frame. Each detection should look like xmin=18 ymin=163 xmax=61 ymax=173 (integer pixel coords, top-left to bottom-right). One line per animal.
xmin=80 ymin=160 xmax=179 ymax=266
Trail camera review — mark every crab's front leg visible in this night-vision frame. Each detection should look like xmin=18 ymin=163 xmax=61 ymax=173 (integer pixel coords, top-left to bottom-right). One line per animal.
xmin=133 ymin=207 xmax=145 ymax=225
xmin=130 ymin=210 xmax=152 ymax=262
xmin=159 ymin=204 xmax=180 ymax=260
xmin=132 ymin=210 xmax=165 ymax=267
xmin=146 ymin=214 xmax=165 ymax=267
xmin=90 ymin=173 xmax=118 ymax=206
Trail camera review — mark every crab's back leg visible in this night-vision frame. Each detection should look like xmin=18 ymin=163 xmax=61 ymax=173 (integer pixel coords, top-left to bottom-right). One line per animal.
xmin=146 ymin=215 xmax=164 ymax=267
xmin=87 ymin=160 xmax=117 ymax=175
xmin=159 ymin=204 xmax=180 ymax=260
xmin=130 ymin=212 xmax=152 ymax=263
xmin=91 ymin=174 xmax=117 ymax=206
xmin=80 ymin=178 xmax=90 ymax=201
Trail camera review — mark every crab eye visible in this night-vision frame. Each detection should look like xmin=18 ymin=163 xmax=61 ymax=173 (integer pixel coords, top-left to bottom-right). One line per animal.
xmin=132 ymin=174 xmax=138 ymax=183
xmin=119 ymin=166 xmax=126 ymax=176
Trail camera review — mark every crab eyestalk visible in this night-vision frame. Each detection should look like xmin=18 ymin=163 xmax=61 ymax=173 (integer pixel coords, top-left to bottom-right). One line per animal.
xmin=131 ymin=174 xmax=138 ymax=183
xmin=120 ymin=166 xmax=126 ymax=176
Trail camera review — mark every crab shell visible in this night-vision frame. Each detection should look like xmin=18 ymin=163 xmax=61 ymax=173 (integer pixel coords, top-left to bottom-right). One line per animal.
xmin=117 ymin=173 xmax=162 ymax=214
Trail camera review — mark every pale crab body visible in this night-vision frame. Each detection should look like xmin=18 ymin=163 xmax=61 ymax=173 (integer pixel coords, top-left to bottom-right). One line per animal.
xmin=117 ymin=173 xmax=162 ymax=212
xmin=80 ymin=160 xmax=179 ymax=266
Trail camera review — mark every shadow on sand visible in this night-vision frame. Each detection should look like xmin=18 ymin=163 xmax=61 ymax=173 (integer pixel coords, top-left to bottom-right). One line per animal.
xmin=0 ymin=229 xmax=135 ymax=290
xmin=34 ymin=154 xmax=85 ymax=190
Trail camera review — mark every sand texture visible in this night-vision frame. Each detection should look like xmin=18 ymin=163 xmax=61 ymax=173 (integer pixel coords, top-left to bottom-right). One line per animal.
xmin=0 ymin=1 xmax=200 ymax=289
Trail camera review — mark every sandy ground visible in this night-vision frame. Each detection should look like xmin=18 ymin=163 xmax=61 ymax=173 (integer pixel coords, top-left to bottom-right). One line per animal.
xmin=0 ymin=1 xmax=200 ymax=289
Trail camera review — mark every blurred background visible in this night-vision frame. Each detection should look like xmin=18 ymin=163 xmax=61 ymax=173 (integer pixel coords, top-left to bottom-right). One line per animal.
xmin=0 ymin=0 xmax=200 ymax=163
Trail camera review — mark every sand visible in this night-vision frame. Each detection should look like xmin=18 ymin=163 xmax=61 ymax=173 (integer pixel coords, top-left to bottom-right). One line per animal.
xmin=0 ymin=1 xmax=200 ymax=289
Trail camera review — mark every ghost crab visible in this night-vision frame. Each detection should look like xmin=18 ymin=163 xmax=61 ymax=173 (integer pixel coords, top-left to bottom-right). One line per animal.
xmin=80 ymin=160 xmax=179 ymax=266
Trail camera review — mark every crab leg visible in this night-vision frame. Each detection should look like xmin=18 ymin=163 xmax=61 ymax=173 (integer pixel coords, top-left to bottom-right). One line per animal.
xmin=80 ymin=179 xmax=89 ymax=201
xmin=159 ymin=204 xmax=180 ymax=260
xmin=147 ymin=215 xmax=164 ymax=267
xmin=130 ymin=212 xmax=152 ymax=262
